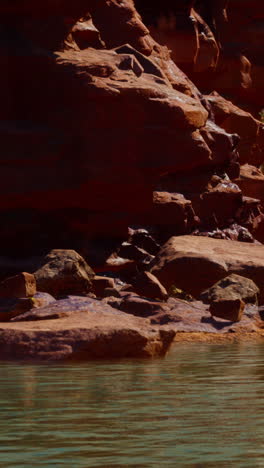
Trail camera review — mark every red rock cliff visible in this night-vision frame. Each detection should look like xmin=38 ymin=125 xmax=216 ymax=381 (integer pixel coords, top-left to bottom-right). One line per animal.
xmin=135 ymin=0 xmax=264 ymax=115
xmin=0 ymin=0 xmax=263 ymax=260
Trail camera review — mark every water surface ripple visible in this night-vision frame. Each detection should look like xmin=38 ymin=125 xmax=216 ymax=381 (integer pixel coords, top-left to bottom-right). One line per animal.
xmin=1 ymin=343 xmax=264 ymax=467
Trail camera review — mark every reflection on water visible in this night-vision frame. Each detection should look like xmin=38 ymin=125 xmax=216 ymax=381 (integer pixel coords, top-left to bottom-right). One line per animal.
xmin=1 ymin=343 xmax=264 ymax=467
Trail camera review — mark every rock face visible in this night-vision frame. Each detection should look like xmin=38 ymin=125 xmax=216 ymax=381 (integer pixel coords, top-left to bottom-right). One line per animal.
xmin=151 ymin=235 xmax=264 ymax=302
xmin=236 ymin=165 xmax=264 ymax=207
xmin=0 ymin=0 xmax=253 ymax=258
xmin=205 ymin=93 xmax=263 ymax=166
xmin=136 ymin=1 xmax=264 ymax=114
xmin=134 ymin=1 xmax=264 ymax=241
xmin=235 ymin=165 xmax=264 ymax=244
xmin=34 ymin=250 xmax=95 ymax=297
xmin=157 ymin=169 xmax=264 ymax=240
xmin=150 ymin=192 xmax=197 ymax=237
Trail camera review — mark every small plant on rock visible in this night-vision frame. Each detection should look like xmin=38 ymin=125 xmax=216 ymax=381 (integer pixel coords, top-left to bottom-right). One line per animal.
xmin=169 ymin=285 xmax=193 ymax=302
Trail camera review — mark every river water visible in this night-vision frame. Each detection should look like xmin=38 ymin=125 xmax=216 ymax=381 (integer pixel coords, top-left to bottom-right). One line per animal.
xmin=1 ymin=343 xmax=264 ymax=467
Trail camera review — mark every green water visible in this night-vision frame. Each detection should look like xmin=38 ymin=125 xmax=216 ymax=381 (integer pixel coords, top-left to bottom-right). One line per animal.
xmin=1 ymin=343 xmax=264 ymax=467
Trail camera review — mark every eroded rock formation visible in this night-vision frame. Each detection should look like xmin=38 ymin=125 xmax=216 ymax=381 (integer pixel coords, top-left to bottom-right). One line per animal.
xmin=0 ymin=1 xmax=264 ymax=358
xmin=2 ymin=0 xmax=262 ymax=260
xmin=136 ymin=0 xmax=264 ymax=115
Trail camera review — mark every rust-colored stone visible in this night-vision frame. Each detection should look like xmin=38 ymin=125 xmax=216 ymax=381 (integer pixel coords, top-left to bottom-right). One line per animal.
xmin=210 ymin=298 xmax=245 ymax=322
xmin=151 ymin=235 xmax=264 ymax=302
xmin=132 ymin=271 xmax=168 ymax=301
xmin=0 ymin=273 xmax=36 ymax=299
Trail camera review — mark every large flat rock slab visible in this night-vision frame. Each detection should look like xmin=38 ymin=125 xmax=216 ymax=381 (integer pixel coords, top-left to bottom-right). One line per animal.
xmin=0 ymin=294 xmax=263 ymax=360
xmin=0 ymin=298 xmax=175 ymax=361
xmin=151 ymin=235 xmax=264 ymax=303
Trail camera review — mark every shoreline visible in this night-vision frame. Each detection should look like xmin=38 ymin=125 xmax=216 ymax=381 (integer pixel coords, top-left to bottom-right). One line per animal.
xmin=0 ymin=296 xmax=263 ymax=361
xmin=173 ymin=331 xmax=264 ymax=344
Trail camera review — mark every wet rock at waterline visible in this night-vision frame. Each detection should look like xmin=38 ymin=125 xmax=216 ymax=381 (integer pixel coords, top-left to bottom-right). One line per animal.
xmin=3 ymin=300 xmax=176 ymax=360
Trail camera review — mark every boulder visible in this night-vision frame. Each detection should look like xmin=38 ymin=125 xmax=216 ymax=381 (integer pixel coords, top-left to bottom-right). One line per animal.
xmin=0 ymin=272 xmax=36 ymax=298
xmin=151 ymin=252 xmax=228 ymax=299
xmin=34 ymin=250 xmax=95 ymax=297
xmin=203 ymin=273 xmax=259 ymax=324
xmin=150 ymin=191 xmax=197 ymax=235
xmin=132 ymin=271 xmax=168 ymax=301
xmin=119 ymin=294 xmax=168 ymax=317
xmin=201 ymin=274 xmax=259 ymax=305
xmin=92 ymin=276 xmax=115 ymax=297
xmin=210 ymin=298 xmax=245 ymax=323
xmin=199 ymin=181 xmax=242 ymax=226
xmin=151 ymin=235 xmax=264 ymax=303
